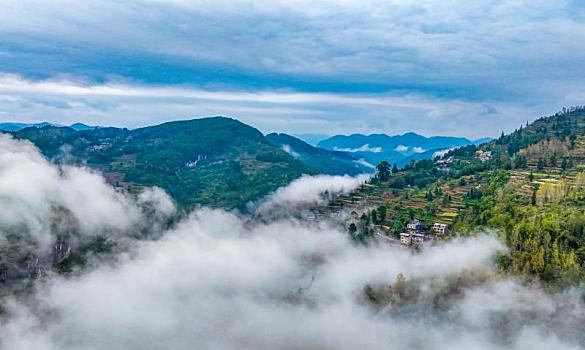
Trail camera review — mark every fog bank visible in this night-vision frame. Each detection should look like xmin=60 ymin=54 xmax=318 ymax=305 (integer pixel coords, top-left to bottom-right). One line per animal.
xmin=1 ymin=135 xmax=584 ymax=350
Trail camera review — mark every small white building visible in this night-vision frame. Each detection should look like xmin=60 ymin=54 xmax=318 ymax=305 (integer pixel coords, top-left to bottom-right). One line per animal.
xmin=407 ymin=219 xmax=422 ymax=233
xmin=432 ymin=223 xmax=449 ymax=235
xmin=476 ymin=150 xmax=493 ymax=162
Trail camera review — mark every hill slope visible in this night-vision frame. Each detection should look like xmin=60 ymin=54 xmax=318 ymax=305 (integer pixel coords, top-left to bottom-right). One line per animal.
xmin=266 ymin=133 xmax=374 ymax=175
xmin=319 ymin=106 xmax=585 ymax=288
xmin=11 ymin=117 xmax=315 ymax=209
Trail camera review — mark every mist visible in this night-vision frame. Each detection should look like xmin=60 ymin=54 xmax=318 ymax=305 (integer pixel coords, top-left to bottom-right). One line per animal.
xmin=0 ymin=135 xmax=175 ymax=249
xmin=1 ymin=135 xmax=584 ymax=350
xmin=252 ymin=174 xmax=370 ymax=215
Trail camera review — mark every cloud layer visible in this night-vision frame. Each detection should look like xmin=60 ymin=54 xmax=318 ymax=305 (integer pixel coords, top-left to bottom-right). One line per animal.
xmin=252 ymin=174 xmax=370 ymax=215
xmin=2 ymin=208 xmax=584 ymax=350
xmin=0 ymin=1 xmax=584 ymax=137
xmin=0 ymin=134 xmax=174 ymax=248
xmin=0 ymin=138 xmax=585 ymax=350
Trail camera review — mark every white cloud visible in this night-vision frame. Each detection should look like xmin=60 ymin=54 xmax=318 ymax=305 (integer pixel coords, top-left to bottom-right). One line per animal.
xmin=433 ymin=148 xmax=454 ymax=159
xmin=412 ymin=146 xmax=425 ymax=153
xmin=0 ymin=74 xmax=559 ymax=138
xmin=395 ymin=144 xmax=409 ymax=152
xmin=1 ymin=208 xmax=584 ymax=349
xmin=353 ymin=158 xmax=376 ymax=169
xmin=334 ymin=144 xmax=384 ymax=153
xmin=1 ymin=1 xmax=584 ymax=137
xmin=0 ymin=134 xmax=173 ymax=248
xmin=0 ymin=139 xmax=584 ymax=349
xmin=281 ymin=144 xmax=300 ymax=158
xmin=252 ymin=174 xmax=370 ymax=215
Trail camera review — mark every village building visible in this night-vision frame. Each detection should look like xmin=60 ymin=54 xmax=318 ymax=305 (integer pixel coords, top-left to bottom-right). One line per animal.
xmin=436 ymin=156 xmax=455 ymax=172
xmin=437 ymin=164 xmax=451 ymax=172
xmin=399 ymin=233 xmax=411 ymax=245
xmin=407 ymin=219 xmax=422 ymax=233
xmin=411 ymin=233 xmax=426 ymax=245
xmin=433 ymin=223 xmax=449 ymax=235
xmin=436 ymin=156 xmax=455 ymax=165
xmin=475 ymin=150 xmax=493 ymax=162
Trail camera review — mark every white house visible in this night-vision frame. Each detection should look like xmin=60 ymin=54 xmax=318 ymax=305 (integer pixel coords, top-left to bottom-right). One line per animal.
xmin=407 ymin=219 xmax=422 ymax=233
xmin=432 ymin=223 xmax=449 ymax=235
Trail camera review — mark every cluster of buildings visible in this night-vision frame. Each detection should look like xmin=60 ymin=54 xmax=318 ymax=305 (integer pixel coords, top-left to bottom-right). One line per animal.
xmin=399 ymin=219 xmax=449 ymax=246
xmin=475 ymin=150 xmax=492 ymax=162
xmin=88 ymin=141 xmax=112 ymax=151
xmin=436 ymin=156 xmax=455 ymax=172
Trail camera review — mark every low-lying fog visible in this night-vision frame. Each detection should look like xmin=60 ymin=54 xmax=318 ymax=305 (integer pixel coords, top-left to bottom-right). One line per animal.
xmin=0 ymin=134 xmax=584 ymax=350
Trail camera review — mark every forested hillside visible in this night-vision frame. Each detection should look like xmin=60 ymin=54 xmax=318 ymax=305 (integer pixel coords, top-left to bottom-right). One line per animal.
xmin=334 ymin=107 xmax=585 ymax=288
xmin=10 ymin=117 xmax=315 ymax=209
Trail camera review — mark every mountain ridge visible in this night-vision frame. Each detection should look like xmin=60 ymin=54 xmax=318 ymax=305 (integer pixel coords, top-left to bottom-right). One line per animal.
xmin=318 ymin=132 xmax=478 ymax=166
xmin=266 ymin=133 xmax=373 ymax=175
xmin=8 ymin=117 xmax=315 ymax=209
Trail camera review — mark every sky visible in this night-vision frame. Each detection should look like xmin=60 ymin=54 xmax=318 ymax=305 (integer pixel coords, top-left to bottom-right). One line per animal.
xmin=0 ymin=0 xmax=584 ymax=138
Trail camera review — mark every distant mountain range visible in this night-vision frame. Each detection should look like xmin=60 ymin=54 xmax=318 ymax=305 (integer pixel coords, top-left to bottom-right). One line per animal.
xmin=318 ymin=133 xmax=491 ymax=166
xmin=266 ymin=133 xmax=374 ymax=175
xmin=0 ymin=122 xmax=98 ymax=132
xmin=291 ymin=133 xmax=331 ymax=146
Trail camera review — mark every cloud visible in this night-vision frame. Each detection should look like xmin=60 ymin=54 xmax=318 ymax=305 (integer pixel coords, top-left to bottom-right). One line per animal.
xmin=253 ymin=174 xmax=370 ymax=215
xmin=281 ymin=144 xmax=300 ymax=158
xmin=0 ymin=134 xmax=174 ymax=248
xmin=353 ymin=158 xmax=376 ymax=169
xmin=334 ymin=144 xmax=383 ymax=153
xmin=395 ymin=145 xmax=425 ymax=153
xmin=1 ymin=209 xmax=584 ymax=349
xmin=395 ymin=144 xmax=409 ymax=152
xmin=0 ymin=73 xmax=563 ymax=139
xmin=1 ymin=1 xmax=584 ymax=137
xmin=433 ymin=148 xmax=454 ymax=159
xmin=0 ymin=139 xmax=584 ymax=349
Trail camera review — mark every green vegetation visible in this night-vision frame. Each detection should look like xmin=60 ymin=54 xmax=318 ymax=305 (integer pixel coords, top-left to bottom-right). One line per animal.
xmin=336 ymin=107 xmax=585 ymax=288
xmin=12 ymin=117 xmax=315 ymax=209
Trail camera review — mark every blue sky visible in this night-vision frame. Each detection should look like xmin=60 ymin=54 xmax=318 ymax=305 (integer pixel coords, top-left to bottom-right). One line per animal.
xmin=0 ymin=0 xmax=584 ymax=138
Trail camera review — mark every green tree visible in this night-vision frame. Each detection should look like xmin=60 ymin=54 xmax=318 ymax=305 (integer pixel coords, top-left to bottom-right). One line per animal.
xmin=376 ymin=161 xmax=391 ymax=181
xmin=377 ymin=205 xmax=387 ymax=225
xmin=392 ymin=163 xmax=399 ymax=174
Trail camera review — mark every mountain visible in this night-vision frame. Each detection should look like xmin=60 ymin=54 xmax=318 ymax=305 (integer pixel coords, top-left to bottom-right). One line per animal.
xmin=317 ymin=132 xmax=474 ymax=166
xmin=70 ymin=122 xmax=99 ymax=131
xmin=0 ymin=122 xmax=100 ymax=132
xmin=291 ymin=133 xmax=330 ymax=146
xmin=266 ymin=133 xmax=374 ymax=175
xmin=10 ymin=117 xmax=315 ymax=209
xmin=321 ymin=106 xmax=585 ymax=287
xmin=0 ymin=122 xmax=57 ymax=131
xmin=472 ymin=137 xmax=493 ymax=144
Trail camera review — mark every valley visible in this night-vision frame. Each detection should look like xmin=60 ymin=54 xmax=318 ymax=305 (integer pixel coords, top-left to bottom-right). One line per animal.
xmin=2 ymin=108 xmax=585 ymax=349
